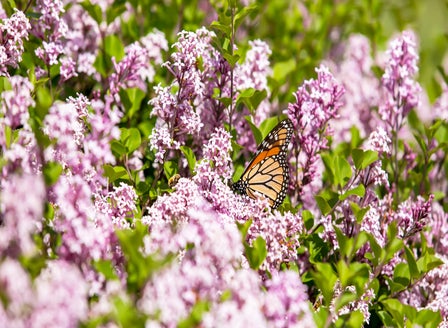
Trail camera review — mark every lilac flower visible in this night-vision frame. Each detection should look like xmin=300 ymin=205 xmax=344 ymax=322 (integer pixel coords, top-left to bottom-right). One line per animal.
xmin=364 ymin=127 xmax=391 ymax=156
xmin=140 ymin=198 xmax=244 ymax=326
xmin=137 ymin=29 xmax=169 ymax=82
xmin=360 ymin=127 xmax=391 ymax=187
xmin=426 ymin=203 xmax=448 ymax=255
xmin=235 ymin=39 xmax=272 ymax=91
xmin=44 ymin=94 xmax=120 ymax=189
xmin=60 ymin=56 xmax=78 ymax=81
xmin=232 ymin=40 xmax=273 ymax=153
xmin=287 ymin=65 xmax=345 ymax=203
xmin=0 ymin=259 xmax=34 ymax=325
xmin=0 ymin=10 xmax=31 ymax=76
xmin=148 ymin=27 xmax=219 ymax=157
xmin=264 ymin=270 xmax=315 ymax=327
xmin=32 ymin=0 xmax=67 ymax=41
xmin=202 ymin=270 xmax=268 ymax=327
xmin=395 ymin=195 xmax=433 ymax=239
xmin=360 ymin=207 xmax=386 ymax=247
xmin=77 ymin=52 xmax=99 ymax=77
xmin=197 ymin=127 xmax=233 ymax=180
xmin=35 ymin=41 xmax=64 ymax=66
xmin=400 ymin=257 xmax=448 ymax=318
xmin=0 ymin=76 xmax=35 ymax=129
xmin=246 ymin=210 xmax=304 ymax=273
xmin=1 ymin=129 xmax=40 ymax=177
xmin=63 ymin=3 xmax=100 ymax=55
xmin=109 ymin=42 xmax=151 ymax=98
xmin=43 ymin=101 xmax=85 ymax=168
xmin=432 ymin=83 xmax=448 ymax=121
xmin=0 ymin=174 xmax=45 ymax=256
xmin=329 ymin=34 xmax=380 ymax=141
xmin=0 ymin=259 xmax=88 ymax=327
xmin=95 ymin=182 xmax=138 ymax=229
xmin=149 ymin=124 xmax=181 ymax=164
xmin=140 ymin=29 xmax=168 ymax=65
xmin=379 ymin=30 xmax=421 ymax=131
xmin=31 ymin=260 xmax=88 ymax=328
xmin=330 ymin=280 xmax=375 ymax=325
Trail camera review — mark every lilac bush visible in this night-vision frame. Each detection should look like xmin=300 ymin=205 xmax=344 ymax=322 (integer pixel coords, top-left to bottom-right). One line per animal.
xmin=0 ymin=1 xmax=447 ymax=327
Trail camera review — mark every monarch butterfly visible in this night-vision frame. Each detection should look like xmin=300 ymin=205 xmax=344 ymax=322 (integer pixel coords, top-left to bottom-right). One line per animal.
xmin=232 ymin=118 xmax=293 ymax=209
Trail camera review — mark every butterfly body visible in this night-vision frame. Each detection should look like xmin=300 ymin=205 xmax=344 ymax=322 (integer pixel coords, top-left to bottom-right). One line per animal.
xmin=233 ymin=119 xmax=293 ymax=209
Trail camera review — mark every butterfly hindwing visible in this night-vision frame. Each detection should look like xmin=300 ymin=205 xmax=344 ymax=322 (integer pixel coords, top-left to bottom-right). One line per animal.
xmin=233 ymin=119 xmax=293 ymax=209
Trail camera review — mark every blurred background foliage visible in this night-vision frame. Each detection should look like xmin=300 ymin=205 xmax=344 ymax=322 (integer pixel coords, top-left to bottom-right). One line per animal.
xmin=111 ymin=0 xmax=448 ymax=104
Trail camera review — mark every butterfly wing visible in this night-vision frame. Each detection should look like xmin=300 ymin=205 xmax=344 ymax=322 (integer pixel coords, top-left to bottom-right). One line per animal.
xmin=233 ymin=119 xmax=293 ymax=209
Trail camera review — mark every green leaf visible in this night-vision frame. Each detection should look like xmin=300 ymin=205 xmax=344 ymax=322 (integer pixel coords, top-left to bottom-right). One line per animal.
xmin=237 ymin=88 xmax=267 ymax=112
xmin=80 ymin=1 xmax=102 ymax=24
xmin=237 ymin=219 xmax=252 ymax=240
xmin=106 ymin=0 xmax=126 ymax=24
xmin=43 ymin=162 xmax=63 ymax=186
xmin=233 ymin=4 xmax=258 ymax=30
xmin=352 ymin=148 xmax=379 ymax=170
xmin=122 ymin=127 xmax=141 ymax=153
xmin=302 ymin=210 xmax=314 ymax=231
xmin=93 ymin=52 xmax=108 ymax=77
xmin=417 ymin=252 xmax=444 ymax=274
xmin=392 ymin=262 xmax=410 ymax=292
xmin=122 ymin=88 xmax=145 ymax=119
xmin=180 ymin=146 xmax=197 ymax=175
xmin=414 ymin=309 xmax=442 ymax=327
xmin=222 ymin=51 xmax=240 ymax=66
xmin=93 ymin=260 xmax=119 ymax=280
xmin=381 ymin=299 xmax=405 ymax=328
xmin=210 ymin=21 xmax=231 ymax=36
xmin=404 ymin=245 xmax=419 ymax=280
xmin=339 ymin=184 xmax=365 ymax=201
xmin=315 ymin=190 xmax=339 ymax=216
xmin=163 ymin=160 xmax=178 ymax=179
xmin=178 ymin=300 xmax=211 ymax=328
xmin=340 ymin=310 xmax=364 ymax=328
xmin=312 ymin=262 xmax=338 ymax=304
xmin=273 ymin=59 xmax=296 ymax=82
xmin=104 ymin=34 xmax=125 ymax=61
xmin=117 ymin=222 xmax=174 ymax=292
xmin=245 ymin=236 xmax=267 ymax=270
xmin=350 ymin=202 xmax=370 ymax=223
xmin=245 ymin=118 xmax=262 ymax=145
xmin=334 ymin=155 xmax=352 ymax=187
xmin=104 ymin=165 xmax=128 ymax=182
xmin=111 ymin=140 xmax=128 ymax=157
xmin=315 ymin=195 xmax=332 ymax=216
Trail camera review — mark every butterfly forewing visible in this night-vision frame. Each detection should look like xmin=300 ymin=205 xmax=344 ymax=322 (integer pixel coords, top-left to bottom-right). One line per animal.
xmin=233 ymin=119 xmax=293 ymax=209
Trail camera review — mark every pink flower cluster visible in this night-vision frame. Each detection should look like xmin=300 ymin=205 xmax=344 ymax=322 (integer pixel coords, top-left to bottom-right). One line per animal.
xmin=0 ymin=259 xmax=88 ymax=327
xmin=287 ymin=65 xmax=345 ymax=205
xmin=379 ymin=30 xmax=421 ymax=131
xmin=0 ymin=10 xmax=31 ymax=76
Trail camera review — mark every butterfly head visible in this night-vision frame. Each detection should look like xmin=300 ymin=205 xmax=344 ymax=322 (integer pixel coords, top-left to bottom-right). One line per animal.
xmin=231 ymin=180 xmax=247 ymax=194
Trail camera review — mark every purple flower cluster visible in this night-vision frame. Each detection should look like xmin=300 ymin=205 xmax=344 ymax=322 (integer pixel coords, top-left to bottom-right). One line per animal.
xmin=329 ymin=34 xmax=380 ymax=141
xmin=0 ymin=76 xmax=35 ymax=129
xmin=379 ymin=30 xmax=421 ymax=131
xmin=0 ymin=174 xmax=45 ymax=256
xmin=108 ymin=33 xmax=167 ymax=100
xmin=330 ymin=281 xmax=375 ymax=324
xmin=287 ymin=65 xmax=345 ymax=205
xmin=0 ymin=10 xmax=31 ymax=76
xmin=32 ymin=0 xmax=67 ymax=69
xmin=232 ymin=39 xmax=274 ymax=154
xmin=0 ymin=259 xmax=88 ymax=327
xmin=141 ymin=186 xmax=311 ymax=327
xmin=95 ymin=182 xmax=138 ymax=229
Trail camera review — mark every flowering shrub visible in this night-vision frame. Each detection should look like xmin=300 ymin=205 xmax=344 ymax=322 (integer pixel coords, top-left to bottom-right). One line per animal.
xmin=1 ymin=1 xmax=448 ymax=327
